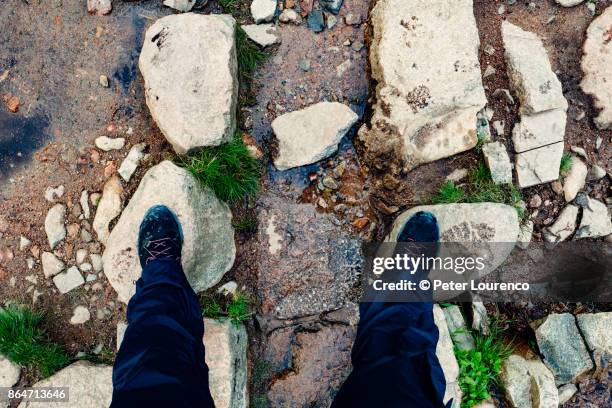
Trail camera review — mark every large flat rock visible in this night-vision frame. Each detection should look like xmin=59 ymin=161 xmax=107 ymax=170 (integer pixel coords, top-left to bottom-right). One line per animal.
xmin=139 ymin=13 xmax=238 ymax=154
xmin=361 ymin=0 xmax=486 ymax=169
xmin=256 ymin=194 xmax=362 ymax=319
xmin=581 ymin=6 xmax=612 ymax=129
xmin=511 ymin=109 xmax=566 ymax=153
xmin=103 ymin=161 xmax=235 ymax=303
xmin=534 ymin=313 xmax=593 ymax=385
xmin=502 ymin=21 xmax=567 ymax=114
xmin=389 ymin=203 xmax=519 ymax=284
xmin=272 ymin=102 xmax=358 ymax=170
xmin=501 ymin=355 xmax=559 ymax=408
xmin=204 ymin=319 xmax=248 ymax=408
xmin=18 ymin=361 xmax=112 ymax=408
xmin=515 ymin=142 xmax=563 ymax=188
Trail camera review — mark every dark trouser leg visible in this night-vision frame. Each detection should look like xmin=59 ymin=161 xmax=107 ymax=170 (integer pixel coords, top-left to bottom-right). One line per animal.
xmin=331 ymin=299 xmax=448 ymax=408
xmin=110 ymin=259 xmax=215 ymax=408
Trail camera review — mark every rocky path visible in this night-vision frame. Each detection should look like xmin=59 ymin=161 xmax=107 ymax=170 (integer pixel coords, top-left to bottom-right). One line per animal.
xmin=0 ymin=0 xmax=611 ymax=408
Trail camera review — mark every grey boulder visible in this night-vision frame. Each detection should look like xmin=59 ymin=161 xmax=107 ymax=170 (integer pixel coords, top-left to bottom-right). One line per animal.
xmin=139 ymin=14 xmax=238 ymax=154
xmin=103 ymin=161 xmax=235 ymax=303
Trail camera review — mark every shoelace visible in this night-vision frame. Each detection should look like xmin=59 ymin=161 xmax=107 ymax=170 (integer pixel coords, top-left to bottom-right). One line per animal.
xmin=145 ymin=237 xmax=180 ymax=265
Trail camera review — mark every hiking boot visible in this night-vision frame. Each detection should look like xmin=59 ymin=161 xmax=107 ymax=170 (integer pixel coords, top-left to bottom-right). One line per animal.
xmin=137 ymin=205 xmax=183 ymax=268
xmin=397 ymin=211 xmax=440 ymax=243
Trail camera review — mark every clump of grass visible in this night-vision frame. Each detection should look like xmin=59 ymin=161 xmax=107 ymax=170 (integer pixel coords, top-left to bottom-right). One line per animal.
xmin=219 ymin=0 xmax=239 ymax=12
xmin=179 ymin=134 xmax=260 ymax=202
xmin=431 ymin=181 xmax=465 ymax=204
xmin=236 ymin=26 xmax=267 ymax=81
xmin=200 ymin=291 xmax=252 ymax=326
xmin=0 ymin=305 xmax=70 ymax=377
xmin=559 ymin=153 xmax=572 ymax=176
xmin=455 ymin=318 xmax=513 ymax=408
xmin=431 ymin=164 xmax=526 ymax=219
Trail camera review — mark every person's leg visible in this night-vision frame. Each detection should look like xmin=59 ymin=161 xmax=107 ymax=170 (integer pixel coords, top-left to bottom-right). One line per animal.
xmin=110 ymin=206 xmax=215 ymax=408
xmin=331 ymin=212 xmax=449 ymax=408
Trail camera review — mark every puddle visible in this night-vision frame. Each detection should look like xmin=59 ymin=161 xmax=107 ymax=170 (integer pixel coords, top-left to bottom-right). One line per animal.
xmin=0 ymin=110 xmax=50 ymax=179
xmin=113 ymin=14 xmax=146 ymax=94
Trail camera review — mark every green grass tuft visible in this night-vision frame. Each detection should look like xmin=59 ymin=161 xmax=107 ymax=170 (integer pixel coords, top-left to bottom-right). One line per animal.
xmin=455 ymin=319 xmax=513 ymax=408
xmin=218 ymin=0 xmax=239 ymax=12
xmin=200 ymin=291 xmax=252 ymax=326
xmin=559 ymin=153 xmax=572 ymax=176
xmin=0 ymin=305 xmax=70 ymax=377
xmin=431 ymin=163 xmax=526 ymax=220
xmin=431 ymin=181 xmax=465 ymax=204
xmin=179 ymin=135 xmax=260 ymax=202
xmin=236 ymin=26 xmax=267 ymax=81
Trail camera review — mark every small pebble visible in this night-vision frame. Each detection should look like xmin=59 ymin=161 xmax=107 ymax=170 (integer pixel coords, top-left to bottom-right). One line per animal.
xmin=99 ymin=75 xmax=109 ymax=88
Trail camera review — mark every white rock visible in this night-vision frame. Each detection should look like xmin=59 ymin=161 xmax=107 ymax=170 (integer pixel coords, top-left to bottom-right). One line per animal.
xmin=76 ymin=248 xmax=88 ymax=265
xmin=163 ymin=0 xmax=196 ymax=12
xmin=502 ymin=22 xmax=567 ymax=114
xmin=45 ymin=204 xmax=66 ymax=250
xmin=17 ymin=361 xmax=111 ymax=408
xmin=517 ymin=220 xmax=534 ymax=249
xmin=581 ymin=7 xmax=612 ymax=129
xmin=563 ymin=156 xmax=587 ymax=202
xmin=482 ymin=142 xmax=512 ymax=184
xmin=577 ymin=312 xmax=612 ymax=362
xmin=26 ymin=257 xmax=35 ymax=269
xmin=19 ymin=236 xmax=31 ymax=251
xmin=433 ymin=305 xmax=461 ymax=407
xmin=95 ymin=136 xmax=125 ymax=152
xmin=471 ymin=301 xmax=489 ymax=335
xmin=44 ymin=185 xmax=65 ymax=203
xmin=272 ymin=102 xmax=358 ymax=170
xmin=204 ymin=319 xmax=248 ymax=408
xmin=558 ymin=383 xmax=577 ymax=405
xmin=556 ymin=0 xmax=584 ymax=6
xmin=512 ymin=109 xmax=566 ymax=153
xmin=570 ymin=145 xmax=587 ymax=159
xmin=217 ymin=281 xmax=238 ymax=297
xmin=90 ymin=254 xmax=103 ymax=273
xmin=81 ymin=229 xmax=92 ymax=243
xmin=53 ymin=266 xmax=85 ymax=294
xmin=41 ymin=251 xmax=65 ymax=278
xmin=242 ymin=24 xmax=280 ymax=48
xmin=116 ymin=322 xmax=128 ymax=351
xmin=390 ymin=203 xmax=519 ymax=286
xmin=544 ymin=204 xmax=578 ymax=243
xmin=446 ymin=168 xmax=469 ymax=183
xmin=362 ymin=0 xmax=487 ymax=169
xmin=80 ymin=190 xmax=90 ymax=219
xmin=81 ymin=263 xmax=93 ymax=272
xmin=515 ymin=142 xmax=563 ymax=188
xmin=87 ymin=0 xmax=112 ymax=15
xmin=118 ymin=143 xmax=147 ymax=182
xmin=70 ymin=306 xmax=91 ymax=325
xmin=93 ymin=175 xmax=123 ymax=244
xmin=575 ymin=197 xmax=612 ymax=239
xmin=442 ymin=305 xmax=475 ymax=351
xmin=0 ymin=356 xmax=20 ymax=387
xmin=139 ymin=14 xmax=238 ymax=154
xmin=103 ymin=161 xmax=235 ymax=303
xmin=86 ymin=273 xmax=97 ymax=281
xmin=502 ymin=355 xmax=559 ymax=408
xmin=279 ymin=8 xmax=299 ymax=24
xmin=250 ymin=0 xmax=277 ymax=23
xmin=588 ymin=164 xmax=607 ymax=180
